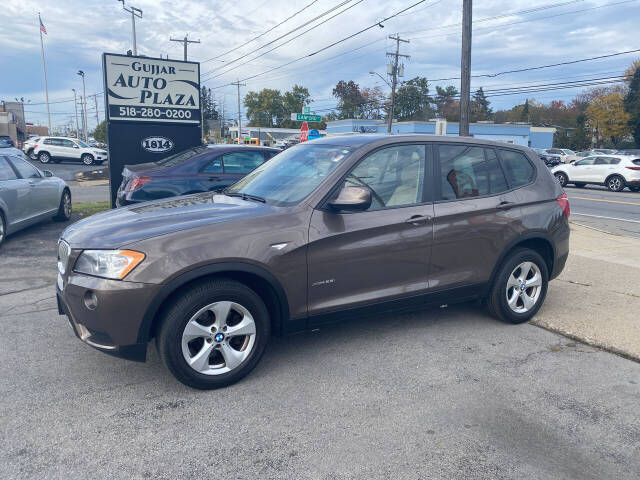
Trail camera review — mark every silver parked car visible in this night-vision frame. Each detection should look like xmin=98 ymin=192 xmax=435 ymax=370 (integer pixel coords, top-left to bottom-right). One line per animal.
xmin=0 ymin=152 xmax=71 ymax=246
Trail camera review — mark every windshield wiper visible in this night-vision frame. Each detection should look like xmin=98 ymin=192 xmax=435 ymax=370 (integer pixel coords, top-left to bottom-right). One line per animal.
xmin=223 ymin=191 xmax=266 ymax=203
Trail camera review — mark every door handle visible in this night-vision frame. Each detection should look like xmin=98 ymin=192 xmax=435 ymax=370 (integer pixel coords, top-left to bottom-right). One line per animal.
xmin=497 ymin=201 xmax=516 ymax=209
xmin=208 ymin=176 xmax=220 ymax=181
xmin=405 ymin=214 xmax=432 ymax=225
xmin=28 ymin=181 xmax=36 ymax=187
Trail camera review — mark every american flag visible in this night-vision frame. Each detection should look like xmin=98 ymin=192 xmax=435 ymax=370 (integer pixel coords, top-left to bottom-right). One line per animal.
xmin=40 ymin=16 xmax=47 ymax=35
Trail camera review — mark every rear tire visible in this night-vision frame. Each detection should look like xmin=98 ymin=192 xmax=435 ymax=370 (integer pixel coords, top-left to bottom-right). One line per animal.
xmin=486 ymin=248 xmax=549 ymax=324
xmin=606 ymin=175 xmax=625 ymax=192
xmin=53 ymin=189 xmax=72 ymax=221
xmin=157 ymin=279 xmax=270 ymax=389
xmin=81 ymin=154 xmax=94 ymax=165
xmin=554 ymin=172 xmax=568 ymax=187
xmin=38 ymin=151 xmax=51 ymax=164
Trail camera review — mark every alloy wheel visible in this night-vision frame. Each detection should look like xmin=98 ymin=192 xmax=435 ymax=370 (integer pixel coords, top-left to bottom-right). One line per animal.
xmin=608 ymin=176 xmax=623 ymax=191
xmin=505 ymin=261 xmax=543 ymax=314
xmin=181 ymin=301 xmax=257 ymax=375
xmin=63 ymin=192 xmax=71 ymax=218
xmin=554 ymin=173 xmax=567 ymax=187
xmin=40 ymin=153 xmax=50 ymax=164
xmin=0 ymin=217 xmax=4 ymax=244
xmin=82 ymin=155 xmax=93 ymax=165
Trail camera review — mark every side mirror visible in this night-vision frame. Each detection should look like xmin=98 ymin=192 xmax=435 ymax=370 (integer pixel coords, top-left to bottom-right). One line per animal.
xmin=73 ymin=145 xmax=79 ymax=148
xmin=328 ymin=186 xmax=372 ymax=212
xmin=43 ymin=170 xmax=54 ymax=177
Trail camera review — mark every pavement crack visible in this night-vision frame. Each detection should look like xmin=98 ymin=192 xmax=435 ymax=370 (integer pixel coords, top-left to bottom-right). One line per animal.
xmin=0 ymin=285 xmax=50 ymax=297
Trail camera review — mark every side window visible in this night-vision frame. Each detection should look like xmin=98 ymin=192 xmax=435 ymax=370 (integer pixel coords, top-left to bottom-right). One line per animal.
xmin=222 ymin=152 xmax=266 ymax=174
xmin=62 ymin=139 xmax=76 ymax=148
xmin=43 ymin=138 xmax=54 ymax=145
xmin=8 ymin=157 xmax=41 ymax=179
xmin=575 ymin=158 xmax=596 ymax=166
xmin=342 ymin=144 xmax=426 ymax=211
xmin=0 ymin=157 xmax=18 ymax=181
xmin=202 ymin=157 xmax=222 ymax=174
xmin=438 ymin=145 xmax=508 ymax=200
xmin=498 ymin=149 xmax=535 ymax=188
xmin=607 ymin=157 xmax=621 ymax=165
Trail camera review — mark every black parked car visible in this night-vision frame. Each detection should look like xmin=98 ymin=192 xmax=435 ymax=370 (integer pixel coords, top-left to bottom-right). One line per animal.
xmin=116 ymin=145 xmax=280 ymax=206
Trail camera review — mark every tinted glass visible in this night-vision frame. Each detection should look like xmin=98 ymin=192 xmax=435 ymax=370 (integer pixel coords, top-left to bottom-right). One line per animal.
xmin=594 ymin=158 xmax=609 ymax=165
xmin=439 ymin=145 xmax=509 ymax=200
xmin=499 ymin=149 xmax=535 ymax=188
xmin=342 ymin=145 xmax=426 ymax=211
xmin=202 ymin=157 xmax=222 ymax=174
xmin=61 ymin=139 xmax=76 ymax=148
xmin=222 ymin=151 xmax=265 ymax=174
xmin=575 ymin=158 xmax=596 ymax=166
xmin=43 ymin=138 xmax=55 ymax=145
xmin=0 ymin=157 xmax=18 ymax=181
xmin=155 ymin=146 xmax=209 ymax=167
xmin=547 ymin=149 xmax=562 ymax=154
xmin=608 ymin=158 xmax=621 ymax=165
xmin=227 ymin=144 xmax=352 ymax=206
xmin=9 ymin=157 xmax=40 ymax=179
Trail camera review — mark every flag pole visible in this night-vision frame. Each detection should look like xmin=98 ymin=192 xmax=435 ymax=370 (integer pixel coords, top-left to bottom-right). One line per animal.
xmin=39 ymin=13 xmax=51 ymax=133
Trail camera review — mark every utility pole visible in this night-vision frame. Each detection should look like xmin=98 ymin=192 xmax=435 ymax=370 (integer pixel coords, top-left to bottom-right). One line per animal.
xmin=231 ymin=80 xmax=245 ymax=144
xmin=459 ymin=0 xmax=472 ymax=137
xmin=119 ymin=0 xmax=143 ymax=56
xmin=72 ymin=88 xmax=80 ymax=138
xmin=170 ymin=35 xmax=200 ymax=61
xmin=386 ymin=34 xmax=409 ymax=134
xmin=77 ymin=70 xmax=87 ymax=141
xmin=93 ymin=94 xmax=100 ymax=125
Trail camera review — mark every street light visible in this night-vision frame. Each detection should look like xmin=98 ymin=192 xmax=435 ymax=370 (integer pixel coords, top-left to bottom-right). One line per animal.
xmin=118 ymin=0 xmax=143 ymax=56
xmin=369 ymin=71 xmax=392 ymax=88
xmin=77 ymin=70 xmax=87 ymax=141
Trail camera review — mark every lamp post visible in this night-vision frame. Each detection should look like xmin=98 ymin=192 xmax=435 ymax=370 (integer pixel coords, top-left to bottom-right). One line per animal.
xmin=72 ymin=88 xmax=80 ymax=139
xmin=77 ymin=70 xmax=87 ymax=141
xmin=118 ymin=0 xmax=143 ymax=56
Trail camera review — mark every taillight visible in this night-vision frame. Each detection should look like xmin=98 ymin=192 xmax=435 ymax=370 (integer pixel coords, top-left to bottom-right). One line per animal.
xmin=34 ymin=144 xmax=38 ymax=149
xmin=556 ymin=193 xmax=570 ymax=219
xmin=625 ymin=166 xmax=640 ymax=171
xmin=127 ymin=176 xmax=151 ymax=192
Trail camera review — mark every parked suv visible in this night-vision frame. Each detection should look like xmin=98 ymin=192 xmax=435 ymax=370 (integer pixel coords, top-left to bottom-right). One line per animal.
xmin=56 ymin=135 xmax=570 ymax=389
xmin=552 ymin=155 xmax=640 ymax=191
xmin=116 ymin=145 xmax=280 ymax=206
xmin=33 ymin=136 xmax=108 ymax=165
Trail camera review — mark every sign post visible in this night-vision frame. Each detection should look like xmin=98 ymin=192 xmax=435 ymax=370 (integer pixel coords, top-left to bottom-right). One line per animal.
xmin=102 ymin=53 xmax=201 ymax=206
xmin=300 ymin=121 xmax=309 ymax=143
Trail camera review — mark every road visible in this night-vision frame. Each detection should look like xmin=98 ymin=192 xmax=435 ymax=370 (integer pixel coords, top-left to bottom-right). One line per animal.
xmin=27 ymin=157 xmax=104 ymax=181
xmin=1 ymin=217 xmax=639 ymax=479
xmin=563 ymin=185 xmax=640 ymax=237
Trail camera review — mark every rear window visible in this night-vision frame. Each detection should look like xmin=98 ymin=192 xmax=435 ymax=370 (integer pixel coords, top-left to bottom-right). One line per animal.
xmin=633 ymin=159 xmax=640 ymax=166
xmin=498 ymin=149 xmax=535 ymax=188
xmin=155 ymin=146 xmax=209 ymax=167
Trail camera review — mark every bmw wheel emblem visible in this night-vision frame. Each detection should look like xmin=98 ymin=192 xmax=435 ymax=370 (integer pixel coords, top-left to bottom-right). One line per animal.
xmin=215 ymin=333 xmax=225 ymax=343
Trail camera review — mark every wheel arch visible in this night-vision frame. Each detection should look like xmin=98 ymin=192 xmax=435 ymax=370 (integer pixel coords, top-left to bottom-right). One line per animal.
xmin=138 ymin=262 xmax=290 ymax=344
xmin=605 ymin=172 xmax=625 ymax=185
xmin=489 ymin=233 xmax=555 ymax=287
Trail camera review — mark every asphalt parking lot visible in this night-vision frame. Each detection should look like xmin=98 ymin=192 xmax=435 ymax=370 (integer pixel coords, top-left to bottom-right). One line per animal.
xmin=27 ymin=157 xmax=104 ymax=181
xmin=1 ymin=216 xmax=639 ymax=479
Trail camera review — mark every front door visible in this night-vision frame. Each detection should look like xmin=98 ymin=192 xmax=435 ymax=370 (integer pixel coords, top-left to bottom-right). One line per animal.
xmin=430 ymin=144 xmax=523 ymax=292
xmin=8 ymin=157 xmax=57 ymax=218
xmin=1 ymin=156 xmax=33 ymax=224
xmin=307 ymin=144 xmax=434 ymax=319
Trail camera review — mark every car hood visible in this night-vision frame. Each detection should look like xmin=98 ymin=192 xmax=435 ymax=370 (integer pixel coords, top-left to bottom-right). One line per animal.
xmin=62 ymin=192 xmax=277 ymax=249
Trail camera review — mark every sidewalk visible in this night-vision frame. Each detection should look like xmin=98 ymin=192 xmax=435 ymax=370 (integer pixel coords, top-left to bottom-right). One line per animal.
xmin=533 ymin=223 xmax=640 ymax=361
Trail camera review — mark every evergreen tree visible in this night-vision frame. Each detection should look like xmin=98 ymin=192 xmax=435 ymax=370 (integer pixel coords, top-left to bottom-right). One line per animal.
xmin=200 ymin=86 xmax=219 ymax=133
xmin=471 ymin=87 xmax=492 ymax=121
xmin=520 ymin=99 xmax=530 ymax=122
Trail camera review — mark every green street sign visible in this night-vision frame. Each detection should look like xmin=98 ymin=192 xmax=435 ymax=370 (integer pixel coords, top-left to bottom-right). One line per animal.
xmin=291 ymin=113 xmax=322 ymax=122
xmin=303 ymin=106 xmax=311 ymax=114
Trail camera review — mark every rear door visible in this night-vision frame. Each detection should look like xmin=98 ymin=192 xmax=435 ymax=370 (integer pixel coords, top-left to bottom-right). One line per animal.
xmin=8 ymin=156 xmax=58 ymax=217
xmin=61 ymin=139 xmax=80 ymax=159
xmin=431 ymin=144 xmax=519 ymax=292
xmin=569 ymin=157 xmax=596 ymax=181
xmin=589 ymin=157 xmax=613 ymax=182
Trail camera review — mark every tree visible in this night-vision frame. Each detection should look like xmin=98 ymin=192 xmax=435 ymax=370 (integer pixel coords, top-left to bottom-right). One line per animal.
xmin=434 ymin=85 xmax=459 ymax=120
xmin=281 ymin=84 xmax=312 ymax=128
xmin=624 ymin=66 xmax=640 ymax=146
xmin=244 ymin=88 xmax=285 ymax=127
xmin=521 ymin=99 xmax=530 ymax=122
xmin=332 ymin=80 xmax=364 ymax=119
xmin=586 ymin=86 xmax=632 ymax=146
xmin=93 ymin=120 xmax=106 ymax=143
xmin=471 ymin=87 xmax=492 ymax=121
xmin=200 ymin=86 xmax=218 ymax=134
xmin=359 ymin=86 xmax=386 ymax=119
xmin=394 ymin=76 xmax=433 ymax=121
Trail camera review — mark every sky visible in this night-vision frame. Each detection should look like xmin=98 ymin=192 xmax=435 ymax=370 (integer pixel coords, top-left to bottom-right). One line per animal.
xmin=1 ymin=0 xmax=639 ymax=132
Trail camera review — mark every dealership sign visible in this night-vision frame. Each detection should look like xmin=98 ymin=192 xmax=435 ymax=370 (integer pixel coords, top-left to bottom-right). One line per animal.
xmin=103 ymin=53 xmax=200 ymax=124
xmin=102 ymin=53 xmax=202 ymax=206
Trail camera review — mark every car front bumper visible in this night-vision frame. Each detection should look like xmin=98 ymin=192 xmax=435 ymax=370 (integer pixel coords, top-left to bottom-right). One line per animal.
xmin=56 ymin=272 xmax=162 ymax=362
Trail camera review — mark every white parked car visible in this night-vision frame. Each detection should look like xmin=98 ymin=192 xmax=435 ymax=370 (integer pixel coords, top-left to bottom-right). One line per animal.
xmin=545 ymin=148 xmax=579 ymax=163
xmin=32 ymin=136 xmax=108 ymax=165
xmin=552 ymin=155 xmax=640 ymax=192
xmin=22 ymin=136 xmax=40 ymax=159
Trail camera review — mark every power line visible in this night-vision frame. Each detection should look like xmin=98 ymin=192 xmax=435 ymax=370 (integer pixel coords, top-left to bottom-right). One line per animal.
xmin=203 ymin=0 xmax=319 ymax=62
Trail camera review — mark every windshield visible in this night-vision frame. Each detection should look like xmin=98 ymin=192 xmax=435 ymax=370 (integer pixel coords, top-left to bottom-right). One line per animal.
xmin=155 ymin=146 xmax=209 ymax=166
xmin=74 ymin=139 xmax=90 ymax=148
xmin=226 ymin=144 xmax=352 ymax=206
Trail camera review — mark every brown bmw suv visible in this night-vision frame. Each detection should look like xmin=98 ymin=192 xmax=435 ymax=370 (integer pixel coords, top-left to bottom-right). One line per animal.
xmin=56 ymin=135 xmax=570 ymax=389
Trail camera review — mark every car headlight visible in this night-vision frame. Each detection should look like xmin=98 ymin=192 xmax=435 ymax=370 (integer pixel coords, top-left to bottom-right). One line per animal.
xmin=73 ymin=250 xmax=145 ymax=279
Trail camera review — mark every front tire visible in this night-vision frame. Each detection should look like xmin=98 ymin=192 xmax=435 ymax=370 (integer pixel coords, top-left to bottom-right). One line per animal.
xmin=53 ymin=189 xmax=72 ymax=221
xmin=157 ymin=279 xmax=270 ymax=389
xmin=554 ymin=172 xmax=568 ymax=187
xmin=81 ymin=154 xmax=94 ymax=165
xmin=606 ymin=175 xmax=625 ymax=192
xmin=38 ymin=151 xmax=51 ymax=164
xmin=486 ymin=248 xmax=549 ymax=324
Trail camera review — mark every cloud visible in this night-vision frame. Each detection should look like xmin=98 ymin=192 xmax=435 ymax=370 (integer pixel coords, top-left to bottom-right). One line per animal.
xmin=1 ymin=0 xmax=639 ymax=129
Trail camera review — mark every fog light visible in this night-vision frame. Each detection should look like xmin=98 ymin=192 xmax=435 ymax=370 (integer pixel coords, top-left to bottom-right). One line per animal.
xmin=83 ymin=291 xmax=98 ymax=310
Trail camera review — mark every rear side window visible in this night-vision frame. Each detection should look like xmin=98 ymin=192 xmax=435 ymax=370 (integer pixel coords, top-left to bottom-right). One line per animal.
xmin=633 ymin=159 xmax=640 ymax=166
xmin=222 ymin=151 xmax=266 ymax=174
xmin=0 ymin=157 xmax=18 ymax=181
xmin=202 ymin=157 xmax=222 ymax=174
xmin=438 ymin=145 xmax=508 ymax=200
xmin=8 ymin=157 xmax=40 ymax=179
xmin=498 ymin=149 xmax=535 ymax=188
xmin=43 ymin=138 xmax=55 ymax=145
